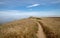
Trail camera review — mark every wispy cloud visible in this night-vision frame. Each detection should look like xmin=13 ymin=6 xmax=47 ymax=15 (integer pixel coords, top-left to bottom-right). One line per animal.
xmin=0 ymin=0 xmax=60 ymax=10
xmin=0 ymin=10 xmax=60 ymax=17
xmin=27 ymin=4 xmax=40 ymax=8
xmin=0 ymin=10 xmax=60 ymax=23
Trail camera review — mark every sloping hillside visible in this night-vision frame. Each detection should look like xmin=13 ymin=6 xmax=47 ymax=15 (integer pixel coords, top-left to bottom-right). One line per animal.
xmin=0 ymin=17 xmax=60 ymax=38
xmin=40 ymin=17 xmax=60 ymax=38
xmin=0 ymin=19 xmax=39 ymax=38
xmin=28 ymin=17 xmax=60 ymax=38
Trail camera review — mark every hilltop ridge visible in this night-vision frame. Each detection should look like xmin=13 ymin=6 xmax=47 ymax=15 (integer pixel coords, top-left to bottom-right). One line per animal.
xmin=0 ymin=17 xmax=60 ymax=38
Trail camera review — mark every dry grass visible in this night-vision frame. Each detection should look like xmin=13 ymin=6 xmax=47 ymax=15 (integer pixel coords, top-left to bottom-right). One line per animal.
xmin=29 ymin=17 xmax=60 ymax=38
xmin=0 ymin=17 xmax=60 ymax=38
xmin=39 ymin=17 xmax=60 ymax=38
xmin=0 ymin=19 xmax=38 ymax=38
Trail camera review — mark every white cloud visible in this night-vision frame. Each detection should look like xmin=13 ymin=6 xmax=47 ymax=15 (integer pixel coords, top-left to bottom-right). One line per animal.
xmin=0 ymin=0 xmax=60 ymax=9
xmin=27 ymin=4 xmax=40 ymax=8
xmin=0 ymin=10 xmax=60 ymax=17
xmin=0 ymin=10 xmax=60 ymax=23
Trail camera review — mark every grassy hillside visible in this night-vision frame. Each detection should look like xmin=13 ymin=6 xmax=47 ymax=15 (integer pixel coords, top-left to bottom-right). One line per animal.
xmin=0 ymin=17 xmax=60 ymax=38
xmin=0 ymin=18 xmax=38 ymax=38
xmin=28 ymin=17 xmax=60 ymax=38
xmin=40 ymin=17 xmax=60 ymax=38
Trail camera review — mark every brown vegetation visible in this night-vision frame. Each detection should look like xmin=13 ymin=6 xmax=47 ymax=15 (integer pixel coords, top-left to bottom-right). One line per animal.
xmin=40 ymin=17 xmax=60 ymax=38
xmin=0 ymin=19 xmax=38 ymax=38
xmin=0 ymin=17 xmax=60 ymax=38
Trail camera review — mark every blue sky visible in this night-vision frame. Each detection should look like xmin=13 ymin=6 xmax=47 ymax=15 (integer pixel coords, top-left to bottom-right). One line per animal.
xmin=0 ymin=0 xmax=60 ymax=23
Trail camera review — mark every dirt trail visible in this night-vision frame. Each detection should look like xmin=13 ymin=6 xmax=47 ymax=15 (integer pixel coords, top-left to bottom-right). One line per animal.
xmin=36 ymin=21 xmax=46 ymax=38
xmin=30 ymin=19 xmax=46 ymax=38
